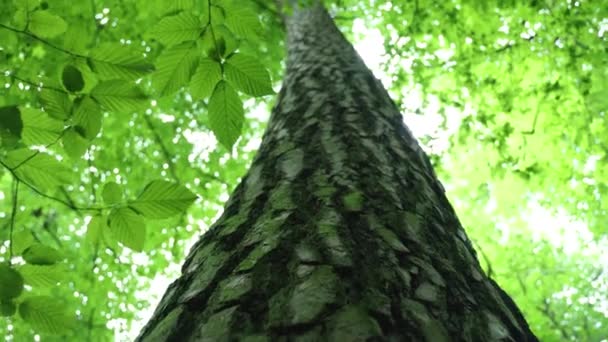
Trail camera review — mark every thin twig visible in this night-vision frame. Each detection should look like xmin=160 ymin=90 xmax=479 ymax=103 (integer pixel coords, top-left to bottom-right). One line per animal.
xmin=11 ymin=133 xmax=64 ymax=172
xmin=143 ymin=115 xmax=179 ymax=182
xmin=41 ymin=210 xmax=63 ymax=247
xmin=207 ymin=1 xmax=223 ymax=60
xmin=0 ymin=158 xmax=107 ymax=212
xmin=537 ymin=298 xmax=571 ymax=340
xmin=472 ymin=239 xmax=494 ymax=278
xmin=0 ymin=23 xmax=86 ymax=58
xmin=1 ymin=72 xmax=67 ymax=93
xmin=8 ymin=179 xmax=20 ymax=265
xmin=144 ymin=115 xmax=227 ymax=185
xmin=87 ymin=150 xmax=97 ymax=203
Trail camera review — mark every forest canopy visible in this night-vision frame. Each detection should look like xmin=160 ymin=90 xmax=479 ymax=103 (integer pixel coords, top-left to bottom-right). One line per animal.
xmin=0 ymin=0 xmax=607 ymax=341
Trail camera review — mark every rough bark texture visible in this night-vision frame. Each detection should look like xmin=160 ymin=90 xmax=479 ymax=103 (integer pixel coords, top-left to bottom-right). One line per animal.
xmin=137 ymin=5 xmax=538 ymax=341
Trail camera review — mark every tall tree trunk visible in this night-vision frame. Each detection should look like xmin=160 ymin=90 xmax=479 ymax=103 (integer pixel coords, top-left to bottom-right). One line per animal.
xmin=137 ymin=5 xmax=538 ymax=341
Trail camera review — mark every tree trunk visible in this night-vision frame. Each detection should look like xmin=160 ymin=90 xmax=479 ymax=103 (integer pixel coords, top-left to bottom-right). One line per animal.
xmin=137 ymin=5 xmax=538 ymax=341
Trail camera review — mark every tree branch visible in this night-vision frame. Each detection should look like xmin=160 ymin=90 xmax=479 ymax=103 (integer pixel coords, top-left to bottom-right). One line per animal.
xmin=0 ymin=158 xmax=107 ymax=213
xmin=537 ymin=298 xmax=571 ymax=340
xmin=1 ymin=72 xmax=67 ymax=93
xmin=8 ymin=179 xmax=20 ymax=265
xmin=143 ymin=115 xmax=179 ymax=182
xmin=472 ymin=239 xmax=494 ymax=278
xmin=0 ymin=23 xmax=86 ymax=58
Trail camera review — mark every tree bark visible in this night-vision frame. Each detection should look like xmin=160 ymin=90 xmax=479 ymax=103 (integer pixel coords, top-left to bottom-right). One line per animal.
xmin=137 ymin=5 xmax=538 ymax=341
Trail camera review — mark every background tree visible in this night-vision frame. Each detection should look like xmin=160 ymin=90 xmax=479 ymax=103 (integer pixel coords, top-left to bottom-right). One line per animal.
xmin=0 ymin=0 xmax=606 ymax=341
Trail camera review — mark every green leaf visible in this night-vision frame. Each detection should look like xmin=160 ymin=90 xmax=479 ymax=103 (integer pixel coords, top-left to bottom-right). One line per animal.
xmin=63 ymin=23 xmax=89 ymax=54
xmin=20 ymin=107 xmax=63 ymax=145
xmin=72 ymin=96 xmax=102 ymax=139
xmin=149 ymin=11 xmax=201 ymax=46
xmin=61 ymin=65 xmax=85 ymax=92
xmin=28 ymin=10 xmax=67 ymax=38
xmin=210 ymin=4 xmax=225 ymax=26
xmin=22 ymin=243 xmax=63 ymax=265
xmin=207 ymin=80 xmax=244 ymax=148
xmin=200 ymin=25 xmax=238 ymax=60
xmin=200 ymin=27 xmax=223 ymax=61
xmin=156 ymin=0 xmax=195 ymax=15
xmin=152 ymin=41 xmax=200 ymax=96
xmin=170 ymin=0 xmax=195 ymax=12
xmin=0 ymin=105 xmax=23 ymax=146
xmin=102 ymin=220 xmax=119 ymax=250
xmin=190 ymin=57 xmax=222 ymax=100
xmin=224 ymin=53 xmax=274 ymax=97
xmin=11 ymin=230 xmax=36 ymax=255
xmin=214 ymin=25 xmax=238 ymax=57
xmin=17 ymin=264 xmax=66 ymax=287
xmin=86 ymin=215 xmax=106 ymax=246
xmin=102 ymin=182 xmax=123 ymax=205
xmin=70 ymin=58 xmax=100 ymax=93
xmin=13 ymin=0 xmax=40 ymax=12
xmin=0 ymin=264 xmax=24 ymax=300
xmin=12 ymin=9 xmax=28 ymax=29
xmin=2 ymin=149 xmax=73 ymax=190
xmin=129 ymin=180 xmax=197 ymax=219
xmin=39 ymin=88 xmax=72 ymax=120
xmin=88 ymin=43 xmax=155 ymax=80
xmin=19 ymin=296 xmax=74 ymax=334
xmin=108 ymin=207 xmax=146 ymax=251
xmin=62 ymin=127 xmax=89 ymax=159
xmin=224 ymin=5 xmax=262 ymax=40
xmin=90 ymin=80 xmax=148 ymax=112
xmin=0 ymin=300 xmax=17 ymax=317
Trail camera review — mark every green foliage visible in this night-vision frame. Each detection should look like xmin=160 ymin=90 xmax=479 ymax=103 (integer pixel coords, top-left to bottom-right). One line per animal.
xmin=27 ymin=10 xmax=67 ymax=38
xmin=208 ymin=80 xmax=244 ymax=149
xmin=224 ymin=53 xmax=274 ymax=97
xmin=0 ymin=106 xmax=23 ymax=147
xmin=102 ymin=181 xmax=123 ymax=205
xmin=62 ymin=127 xmax=89 ymax=159
xmin=129 ymin=180 xmax=198 ymax=219
xmin=90 ymin=80 xmax=148 ymax=112
xmin=17 ymin=264 xmax=66 ymax=287
xmin=61 ymin=65 xmax=85 ymax=93
xmin=148 ymin=12 xmax=202 ymax=46
xmin=2 ymin=149 xmax=73 ymax=190
xmin=20 ymin=107 xmax=63 ymax=145
xmin=72 ymin=96 xmax=102 ymax=139
xmin=0 ymin=300 xmax=17 ymax=317
xmin=223 ymin=5 xmax=262 ymax=40
xmin=39 ymin=89 xmax=72 ymax=120
xmin=108 ymin=207 xmax=146 ymax=251
xmin=152 ymin=41 xmax=200 ymax=96
xmin=0 ymin=0 xmax=606 ymax=340
xmin=22 ymin=243 xmax=63 ymax=265
xmin=18 ymin=296 xmax=74 ymax=334
xmin=10 ymin=230 xmax=36 ymax=256
xmin=88 ymin=43 xmax=155 ymax=81
xmin=190 ymin=57 xmax=223 ymax=100
xmin=85 ymin=215 xmax=106 ymax=246
xmin=0 ymin=264 xmax=24 ymax=300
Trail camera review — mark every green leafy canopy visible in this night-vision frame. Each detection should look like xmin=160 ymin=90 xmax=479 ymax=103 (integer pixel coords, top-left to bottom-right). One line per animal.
xmin=0 ymin=0 xmax=606 ymax=340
